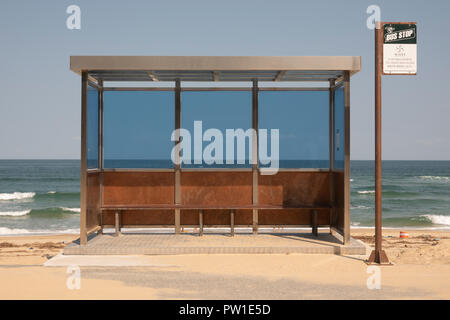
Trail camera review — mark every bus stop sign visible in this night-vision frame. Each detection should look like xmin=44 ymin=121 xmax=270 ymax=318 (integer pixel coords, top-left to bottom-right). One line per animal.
xmin=382 ymin=23 xmax=417 ymax=75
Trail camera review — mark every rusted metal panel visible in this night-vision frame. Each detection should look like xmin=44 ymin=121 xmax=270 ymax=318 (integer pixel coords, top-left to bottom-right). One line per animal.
xmin=86 ymin=171 xmax=100 ymax=231
xmin=332 ymin=171 xmax=345 ymax=232
xmin=202 ymin=210 xmax=229 ymax=225
xmin=102 ymin=208 xmax=330 ymax=227
xmin=181 ymin=171 xmax=253 ymax=206
xmin=180 ymin=209 xmax=199 ymax=225
xmin=103 ymin=210 xmax=175 ymax=226
xmin=178 ymin=209 xmax=252 ymax=227
xmin=258 ymin=172 xmax=330 ymax=207
xmin=235 ymin=210 xmax=253 ymax=225
xmin=103 ymin=171 xmax=175 ymax=205
xmin=100 ymin=171 xmax=333 ymax=228
xmin=258 ymin=208 xmax=330 ymax=225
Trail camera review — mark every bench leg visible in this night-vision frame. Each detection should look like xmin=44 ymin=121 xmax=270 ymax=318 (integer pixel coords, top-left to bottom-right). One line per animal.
xmin=230 ymin=210 xmax=235 ymax=237
xmin=311 ymin=210 xmax=318 ymax=237
xmin=252 ymin=209 xmax=258 ymax=235
xmin=98 ymin=211 xmax=103 ymax=235
xmin=175 ymin=209 xmax=180 ymax=235
xmin=115 ymin=210 xmax=122 ymax=236
xmin=199 ymin=210 xmax=203 ymax=236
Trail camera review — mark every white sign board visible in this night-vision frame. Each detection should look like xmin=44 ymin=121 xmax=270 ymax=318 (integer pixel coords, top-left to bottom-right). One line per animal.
xmin=382 ymin=23 xmax=417 ymax=75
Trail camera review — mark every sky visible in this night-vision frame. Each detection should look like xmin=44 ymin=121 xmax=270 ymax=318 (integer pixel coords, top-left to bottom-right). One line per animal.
xmin=0 ymin=0 xmax=449 ymax=160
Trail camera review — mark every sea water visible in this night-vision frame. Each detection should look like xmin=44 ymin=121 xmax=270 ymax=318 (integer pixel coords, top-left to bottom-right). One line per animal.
xmin=0 ymin=160 xmax=449 ymax=235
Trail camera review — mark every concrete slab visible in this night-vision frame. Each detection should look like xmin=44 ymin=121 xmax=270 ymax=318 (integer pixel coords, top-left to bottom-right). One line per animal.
xmin=64 ymin=230 xmax=366 ymax=255
xmin=44 ymin=253 xmax=173 ymax=267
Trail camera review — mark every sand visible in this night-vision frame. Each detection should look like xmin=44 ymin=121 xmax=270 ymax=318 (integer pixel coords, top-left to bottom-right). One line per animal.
xmin=0 ymin=234 xmax=77 ymax=265
xmin=352 ymin=229 xmax=450 ymax=265
xmin=0 ymin=229 xmax=449 ymax=299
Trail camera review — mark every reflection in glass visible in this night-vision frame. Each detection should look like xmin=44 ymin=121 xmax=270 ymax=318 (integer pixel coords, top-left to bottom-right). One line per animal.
xmin=104 ymin=91 xmax=174 ymax=168
xmin=334 ymin=86 xmax=345 ymax=170
xmin=259 ymin=91 xmax=329 ymax=169
xmin=87 ymin=86 xmax=99 ymax=169
xmin=181 ymin=91 xmax=252 ymax=168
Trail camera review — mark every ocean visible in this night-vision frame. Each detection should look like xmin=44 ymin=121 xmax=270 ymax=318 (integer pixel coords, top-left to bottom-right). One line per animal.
xmin=0 ymin=160 xmax=449 ymax=235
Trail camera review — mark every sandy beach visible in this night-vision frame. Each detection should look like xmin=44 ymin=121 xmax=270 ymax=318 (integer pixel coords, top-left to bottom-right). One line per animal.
xmin=0 ymin=228 xmax=449 ymax=299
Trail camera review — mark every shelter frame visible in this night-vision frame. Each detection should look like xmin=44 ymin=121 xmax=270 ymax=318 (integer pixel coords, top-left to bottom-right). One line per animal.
xmin=73 ymin=56 xmax=359 ymax=245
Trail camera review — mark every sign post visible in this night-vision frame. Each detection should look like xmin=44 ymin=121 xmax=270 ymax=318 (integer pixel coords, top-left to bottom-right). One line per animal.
xmin=367 ymin=22 xmax=417 ymax=265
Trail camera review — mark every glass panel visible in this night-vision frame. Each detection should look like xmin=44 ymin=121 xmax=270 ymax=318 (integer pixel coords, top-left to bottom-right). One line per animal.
xmin=87 ymin=85 xmax=99 ymax=169
xmin=103 ymin=91 xmax=174 ymax=168
xmin=334 ymin=86 xmax=345 ymax=170
xmin=181 ymin=91 xmax=252 ymax=168
xmin=258 ymin=91 xmax=329 ymax=169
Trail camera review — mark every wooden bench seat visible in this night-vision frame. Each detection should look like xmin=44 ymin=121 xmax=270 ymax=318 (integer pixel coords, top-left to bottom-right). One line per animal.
xmin=101 ymin=204 xmax=330 ymax=237
xmin=101 ymin=204 xmax=330 ymax=210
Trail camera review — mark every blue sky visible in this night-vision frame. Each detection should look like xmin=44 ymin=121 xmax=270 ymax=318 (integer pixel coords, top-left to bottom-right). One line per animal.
xmin=0 ymin=0 xmax=449 ymax=160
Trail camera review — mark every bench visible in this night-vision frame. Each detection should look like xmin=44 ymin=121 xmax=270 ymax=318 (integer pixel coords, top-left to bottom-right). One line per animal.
xmin=100 ymin=204 xmax=331 ymax=237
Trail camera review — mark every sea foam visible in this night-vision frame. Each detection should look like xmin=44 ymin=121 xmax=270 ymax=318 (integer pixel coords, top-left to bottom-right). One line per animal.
xmin=351 ymin=205 xmax=371 ymax=209
xmin=0 ymin=210 xmax=31 ymax=217
xmin=419 ymin=176 xmax=450 ymax=181
xmin=0 ymin=192 xmax=36 ymax=201
xmin=421 ymin=214 xmax=450 ymax=226
xmin=0 ymin=227 xmax=79 ymax=235
xmin=357 ymin=190 xmax=375 ymax=194
xmin=61 ymin=207 xmax=81 ymax=213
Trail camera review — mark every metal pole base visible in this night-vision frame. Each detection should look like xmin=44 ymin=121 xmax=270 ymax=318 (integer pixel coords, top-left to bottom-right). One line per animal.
xmin=366 ymin=249 xmax=391 ymax=265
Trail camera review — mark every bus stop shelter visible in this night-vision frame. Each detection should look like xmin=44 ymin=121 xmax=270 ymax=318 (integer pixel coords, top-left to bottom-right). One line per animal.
xmin=70 ymin=56 xmax=360 ymax=248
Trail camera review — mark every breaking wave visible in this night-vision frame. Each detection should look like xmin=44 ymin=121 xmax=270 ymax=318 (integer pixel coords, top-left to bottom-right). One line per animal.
xmin=0 ymin=227 xmax=79 ymax=235
xmin=419 ymin=176 xmax=450 ymax=182
xmin=0 ymin=210 xmax=31 ymax=217
xmin=357 ymin=190 xmax=375 ymax=194
xmin=0 ymin=207 xmax=80 ymax=217
xmin=420 ymin=214 xmax=450 ymax=226
xmin=0 ymin=192 xmax=36 ymax=201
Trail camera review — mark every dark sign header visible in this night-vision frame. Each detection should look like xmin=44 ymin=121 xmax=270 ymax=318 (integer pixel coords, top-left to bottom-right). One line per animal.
xmin=383 ymin=23 xmax=417 ymax=44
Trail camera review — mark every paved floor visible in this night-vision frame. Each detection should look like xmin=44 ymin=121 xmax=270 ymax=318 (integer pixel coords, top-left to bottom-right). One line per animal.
xmin=64 ymin=230 xmax=366 ymax=255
